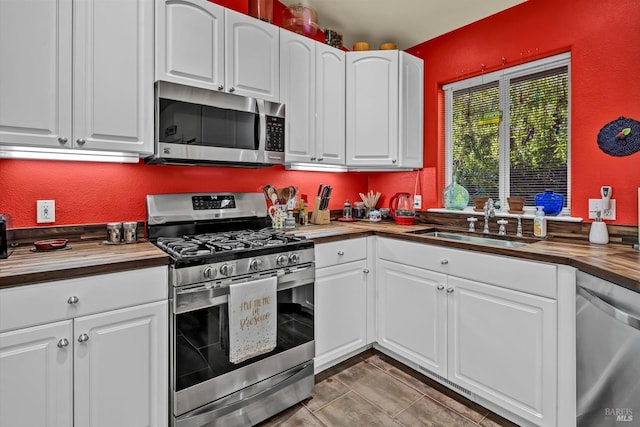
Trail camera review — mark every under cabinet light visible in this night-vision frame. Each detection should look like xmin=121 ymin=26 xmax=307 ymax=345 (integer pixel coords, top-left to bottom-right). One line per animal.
xmin=0 ymin=146 xmax=140 ymax=163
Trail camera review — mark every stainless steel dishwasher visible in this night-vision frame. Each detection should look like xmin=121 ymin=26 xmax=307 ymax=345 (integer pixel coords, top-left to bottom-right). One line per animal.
xmin=576 ymin=271 xmax=640 ymax=426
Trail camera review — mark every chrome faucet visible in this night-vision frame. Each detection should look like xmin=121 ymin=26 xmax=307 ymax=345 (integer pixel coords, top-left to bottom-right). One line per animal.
xmin=483 ymin=198 xmax=495 ymax=234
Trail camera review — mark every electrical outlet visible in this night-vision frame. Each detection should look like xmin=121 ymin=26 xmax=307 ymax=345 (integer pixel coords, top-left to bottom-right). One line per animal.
xmin=413 ymin=195 xmax=422 ymax=210
xmin=588 ymin=198 xmax=616 ymax=220
xmin=37 ymin=200 xmax=55 ymax=223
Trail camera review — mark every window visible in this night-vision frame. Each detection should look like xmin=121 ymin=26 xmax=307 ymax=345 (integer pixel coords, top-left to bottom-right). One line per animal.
xmin=444 ymin=53 xmax=571 ymax=213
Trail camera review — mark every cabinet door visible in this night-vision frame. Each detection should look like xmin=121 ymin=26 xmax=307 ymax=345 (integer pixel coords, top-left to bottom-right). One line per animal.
xmin=447 ymin=276 xmax=557 ymax=427
xmin=74 ymin=301 xmax=168 ymax=427
xmin=398 ymin=52 xmax=423 ymax=169
xmin=316 ymin=44 xmax=346 ymax=165
xmin=156 ymin=0 xmax=225 ymax=91
xmin=315 ymin=260 xmax=368 ymax=372
xmin=225 ymin=9 xmax=279 ymax=102
xmin=0 ymin=321 xmax=73 ymax=427
xmin=376 ymin=260 xmax=447 ymax=377
xmin=346 ymin=51 xmax=398 ymax=167
xmin=280 ymin=30 xmax=316 ymax=163
xmin=0 ymin=0 xmax=72 ymax=149
xmin=73 ymin=0 xmax=154 ymax=154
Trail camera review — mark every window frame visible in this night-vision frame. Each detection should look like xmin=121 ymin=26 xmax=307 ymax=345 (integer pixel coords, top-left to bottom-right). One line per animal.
xmin=443 ymin=52 xmax=572 ymax=214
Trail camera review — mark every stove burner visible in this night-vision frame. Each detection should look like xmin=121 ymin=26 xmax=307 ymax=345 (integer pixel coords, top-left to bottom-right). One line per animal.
xmin=153 ymin=228 xmax=307 ymax=262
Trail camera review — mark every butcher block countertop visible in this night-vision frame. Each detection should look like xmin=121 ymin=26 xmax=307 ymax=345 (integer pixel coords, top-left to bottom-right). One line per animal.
xmin=0 ymin=240 xmax=169 ymax=289
xmin=2 ymin=220 xmax=639 ymax=293
xmin=288 ymin=220 xmax=640 ymax=293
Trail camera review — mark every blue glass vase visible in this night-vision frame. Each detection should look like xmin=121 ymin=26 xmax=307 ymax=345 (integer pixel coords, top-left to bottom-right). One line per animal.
xmin=534 ymin=190 xmax=564 ymax=216
xmin=442 ymin=176 xmax=469 ymax=210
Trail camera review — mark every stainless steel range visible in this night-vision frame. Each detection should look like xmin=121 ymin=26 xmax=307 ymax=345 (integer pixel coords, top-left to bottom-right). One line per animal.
xmin=147 ymin=193 xmax=315 ymax=427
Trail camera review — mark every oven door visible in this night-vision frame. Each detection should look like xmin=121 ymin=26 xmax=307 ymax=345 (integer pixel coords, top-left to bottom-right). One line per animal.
xmin=172 ymin=264 xmax=314 ymax=418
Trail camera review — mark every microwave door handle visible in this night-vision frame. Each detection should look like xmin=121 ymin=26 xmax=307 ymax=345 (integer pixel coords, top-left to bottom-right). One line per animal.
xmin=256 ymin=98 xmax=267 ymax=155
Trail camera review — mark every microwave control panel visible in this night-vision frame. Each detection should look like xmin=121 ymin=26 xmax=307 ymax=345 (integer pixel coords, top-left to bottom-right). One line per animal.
xmin=265 ymin=116 xmax=285 ymax=152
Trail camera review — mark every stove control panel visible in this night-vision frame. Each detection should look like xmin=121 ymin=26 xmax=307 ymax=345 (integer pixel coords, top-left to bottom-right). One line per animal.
xmin=192 ymin=194 xmax=236 ymax=210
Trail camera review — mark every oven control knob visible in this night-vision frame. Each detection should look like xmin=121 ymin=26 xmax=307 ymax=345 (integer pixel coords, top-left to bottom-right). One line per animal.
xmin=220 ymin=264 xmax=233 ymax=276
xmin=276 ymin=255 xmax=288 ymax=267
xmin=203 ymin=266 xmax=217 ymax=280
xmin=288 ymin=253 xmax=300 ymax=264
xmin=249 ymin=259 xmax=263 ymax=271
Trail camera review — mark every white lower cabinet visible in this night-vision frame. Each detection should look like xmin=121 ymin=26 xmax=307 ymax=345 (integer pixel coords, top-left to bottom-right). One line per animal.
xmin=376 ymin=238 xmax=558 ymax=427
xmin=0 ymin=267 xmax=168 ymax=427
xmin=314 ymin=238 xmax=370 ymax=373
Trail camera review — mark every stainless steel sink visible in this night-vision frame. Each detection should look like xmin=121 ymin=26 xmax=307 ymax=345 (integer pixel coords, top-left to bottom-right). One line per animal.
xmin=418 ymin=231 xmax=530 ymax=248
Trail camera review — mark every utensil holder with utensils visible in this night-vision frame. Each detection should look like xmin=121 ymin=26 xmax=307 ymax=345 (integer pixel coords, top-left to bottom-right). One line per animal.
xmin=310 ymin=197 xmax=331 ymax=224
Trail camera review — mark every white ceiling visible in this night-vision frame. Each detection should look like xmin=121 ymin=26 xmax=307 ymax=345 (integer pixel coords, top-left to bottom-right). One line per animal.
xmin=280 ymin=0 xmax=526 ymax=51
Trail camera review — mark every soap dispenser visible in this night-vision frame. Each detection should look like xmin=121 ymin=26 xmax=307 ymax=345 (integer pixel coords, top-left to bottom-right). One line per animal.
xmin=533 ymin=206 xmax=547 ymax=237
xmin=589 ymin=211 xmax=609 ymax=244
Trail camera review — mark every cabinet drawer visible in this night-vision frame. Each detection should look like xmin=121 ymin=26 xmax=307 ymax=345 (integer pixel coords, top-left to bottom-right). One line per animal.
xmin=377 ymin=238 xmax=556 ymax=298
xmin=316 ymin=238 xmax=367 ymax=269
xmin=0 ymin=267 xmax=168 ymax=333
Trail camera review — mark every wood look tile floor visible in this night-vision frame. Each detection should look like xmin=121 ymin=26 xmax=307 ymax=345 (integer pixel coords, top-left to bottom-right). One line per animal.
xmin=258 ymin=350 xmax=520 ymax=427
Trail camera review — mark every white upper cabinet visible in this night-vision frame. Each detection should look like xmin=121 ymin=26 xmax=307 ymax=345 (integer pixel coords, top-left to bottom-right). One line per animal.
xmin=346 ymin=50 xmax=423 ymax=169
xmin=0 ymin=0 xmax=153 ymax=156
xmin=155 ymin=0 xmax=225 ymax=91
xmin=225 ymin=8 xmax=279 ymax=101
xmin=74 ymin=0 xmax=154 ymax=154
xmin=0 ymin=0 xmax=72 ymax=149
xmin=281 ymin=30 xmax=345 ymax=165
xmin=156 ymin=1 xmax=280 ymax=102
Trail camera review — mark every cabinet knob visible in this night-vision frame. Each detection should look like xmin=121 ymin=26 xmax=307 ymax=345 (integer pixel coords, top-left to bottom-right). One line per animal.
xmin=67 ymin=295 xmax=79 ymax=305
xmin=437 ymin=285 xmax=445 ymax=291
xmin=218 ymin=85 xmax=224 ymax=91
xmin=229 ymin=87 xmax=235 ymax=93
xmin=337 ymin=250 xmax=344 ymax=256
xmin=58 ymin=136 xmax=68 ymax=145
xmin=447 ymin=288 xmax=454 ymax=293
xmin=317 ymin=157 xmax=323 ymax=161
xmin=363 ymin=268 xmax=370 ymax=274
xmin=76 ymin=138 xmax=86 ymax=146
xmin=77 ymin=333 xmax=89 ymax=343
xmin=392 ymin=159 xmax=397 ymax=164
xmin=310 ymin=157 xmax=316 ymax=161
xmin=57 ymin=338 xmax=69 ymax=348
xmin=440 ymin=259 xmax=449 ymax=265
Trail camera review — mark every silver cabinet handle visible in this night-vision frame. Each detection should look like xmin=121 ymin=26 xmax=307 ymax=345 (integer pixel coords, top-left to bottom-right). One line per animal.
xmin=337 ymin=251 xmax=344 ymax=256
xmin=67 ymin=295 xmax=79 ymax=305
xmin=447 ymin=288 xmax=454 ymax=293
xmin=58 ymin=136 xmax=68 ymax=145
xmin=437 ymin=285 xmax=445 ymax=291
xmin=76 ymin=138 xmax=86 ymax=146
xmin=440 ymin=259 xmax=449 ymax=265
xmin=217 ymin=85 xmax=223 ymax=91
xmin=57 ymin=338 xmax=69 ymax=348
xmin=363 ymin=268 xmax=370 ymax=274
xmin=77 ymin=334 xmax=89 ymax=343
xmin=229 ymin=87 xmax=235 ymax=93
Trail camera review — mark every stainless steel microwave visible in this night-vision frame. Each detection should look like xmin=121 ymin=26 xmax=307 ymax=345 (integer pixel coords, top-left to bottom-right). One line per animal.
xmin=146 ymin=81 xmax=285 ymax=167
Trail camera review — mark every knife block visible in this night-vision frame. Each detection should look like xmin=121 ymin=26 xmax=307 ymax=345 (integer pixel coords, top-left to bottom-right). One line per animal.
xmin=310 ymin=197 xmax=331 ymax=225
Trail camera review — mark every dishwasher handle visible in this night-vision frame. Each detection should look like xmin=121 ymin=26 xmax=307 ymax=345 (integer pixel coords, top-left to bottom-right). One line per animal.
xmin=578 ymin=286 xmax=640 ymax=330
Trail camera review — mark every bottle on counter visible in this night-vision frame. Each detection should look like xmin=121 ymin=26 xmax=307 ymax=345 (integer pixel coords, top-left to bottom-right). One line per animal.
xmin=533 ymin=206 xmax=547 ymax=237
xmin=343 ymin=200 xmax=352 ymax=219
xmin=588 ymin=211 xmax=609 ymax=244
xmin=298 ymin=195 xmax=308 ymax=226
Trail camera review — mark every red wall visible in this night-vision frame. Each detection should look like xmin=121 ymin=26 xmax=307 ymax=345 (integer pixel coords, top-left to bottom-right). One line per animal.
xmin=2 ymin=0 xmax=640 ymax=227
xmin=392 ymin=0 xmax=639 ymax=225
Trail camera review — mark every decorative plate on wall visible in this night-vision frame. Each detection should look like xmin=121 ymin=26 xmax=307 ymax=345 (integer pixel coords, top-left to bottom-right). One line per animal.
xmin=597 ymin=116 xmax=640 ymax=156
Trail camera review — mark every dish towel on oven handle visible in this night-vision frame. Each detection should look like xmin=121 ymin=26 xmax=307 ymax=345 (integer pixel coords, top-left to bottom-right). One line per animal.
xmin=228 ymin=276 xmax=278 ymax=364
